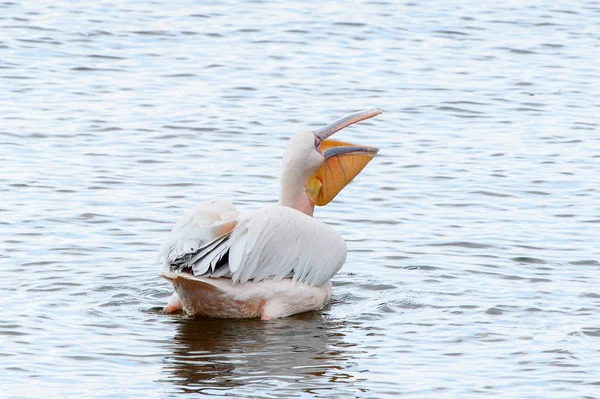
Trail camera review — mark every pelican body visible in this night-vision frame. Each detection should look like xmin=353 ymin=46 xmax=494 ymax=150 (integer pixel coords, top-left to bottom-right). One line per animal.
xmin=159 ymin=109 xmax=382 ymax=319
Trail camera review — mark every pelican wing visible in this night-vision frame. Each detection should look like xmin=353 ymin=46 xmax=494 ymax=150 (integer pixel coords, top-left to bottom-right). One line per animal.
xmin=228 ymin=206 xmax=347 ymax=286
xmin=158 ymin=199 xmax=239 ymax=268
xmin=161 ymin=205 xmax=347 ymax=287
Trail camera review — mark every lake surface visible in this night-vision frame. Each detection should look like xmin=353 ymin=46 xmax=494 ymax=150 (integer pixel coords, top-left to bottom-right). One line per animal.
xmin=1 ymin=1 xmax=599 ymax=397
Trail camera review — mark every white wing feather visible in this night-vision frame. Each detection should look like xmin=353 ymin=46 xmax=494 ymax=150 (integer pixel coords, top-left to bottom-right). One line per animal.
xmin=228 ymin=206 xmax=347 ymax=286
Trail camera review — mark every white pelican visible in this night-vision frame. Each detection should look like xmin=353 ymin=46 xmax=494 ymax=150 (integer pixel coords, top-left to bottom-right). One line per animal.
xmin=159 ymin=108 xmax=382 ymax=319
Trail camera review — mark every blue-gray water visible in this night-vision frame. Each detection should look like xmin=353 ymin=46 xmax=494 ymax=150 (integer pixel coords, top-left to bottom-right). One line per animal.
xmin=1 ymin=1 xmax=599 ymax=398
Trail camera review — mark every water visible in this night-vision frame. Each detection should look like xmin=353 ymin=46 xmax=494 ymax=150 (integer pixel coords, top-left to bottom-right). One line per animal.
xmin=1 ymin=1 xmax=599 ymax=397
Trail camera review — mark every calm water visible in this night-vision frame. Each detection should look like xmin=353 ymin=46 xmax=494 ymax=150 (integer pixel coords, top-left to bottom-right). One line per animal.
xmin=1 ymin=1 xmax=599 ymax=398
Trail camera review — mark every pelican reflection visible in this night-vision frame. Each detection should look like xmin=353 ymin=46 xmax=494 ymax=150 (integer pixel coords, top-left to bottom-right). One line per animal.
xmin=162 ymin=313 xmax=365 ymax=395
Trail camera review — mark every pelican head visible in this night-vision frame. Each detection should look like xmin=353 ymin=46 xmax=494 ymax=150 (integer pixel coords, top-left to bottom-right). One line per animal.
xmin=280 ymin=108 xmax=382 ymax=216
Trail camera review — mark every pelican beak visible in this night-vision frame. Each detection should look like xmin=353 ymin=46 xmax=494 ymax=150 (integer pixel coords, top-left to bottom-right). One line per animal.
xmin=306 ymin=109 xmax=381 ymax=206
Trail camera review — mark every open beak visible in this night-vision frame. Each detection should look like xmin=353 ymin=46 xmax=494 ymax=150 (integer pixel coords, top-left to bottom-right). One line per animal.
xmin=306 ymin=109 xmax=382 ymax=206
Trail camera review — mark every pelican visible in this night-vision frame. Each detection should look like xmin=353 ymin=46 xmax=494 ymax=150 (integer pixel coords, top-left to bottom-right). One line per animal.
xmin=159 ymin=108 xmax=382 ymax=319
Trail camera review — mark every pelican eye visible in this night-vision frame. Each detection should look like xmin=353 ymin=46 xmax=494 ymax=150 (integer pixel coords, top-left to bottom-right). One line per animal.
xmin=314 ymin=135 xmax=322 ymax=151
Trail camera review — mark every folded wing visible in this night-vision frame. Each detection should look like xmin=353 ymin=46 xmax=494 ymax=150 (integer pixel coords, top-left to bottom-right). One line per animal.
xmin=160 ymin=203 xmax=347 ymax=287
